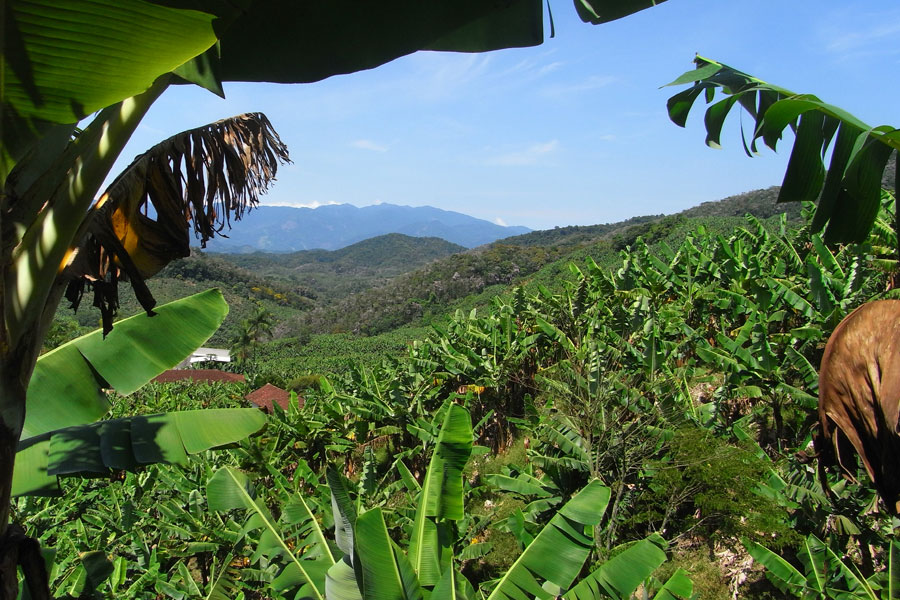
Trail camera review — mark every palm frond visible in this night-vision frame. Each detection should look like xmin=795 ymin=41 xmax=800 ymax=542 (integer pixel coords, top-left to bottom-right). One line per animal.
xmin=64 ymin=112 xmax=290 ymax=332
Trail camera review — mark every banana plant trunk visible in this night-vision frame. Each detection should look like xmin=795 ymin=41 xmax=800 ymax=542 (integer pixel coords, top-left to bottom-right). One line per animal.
xmin=0 ymin=80 xmax=167 ymax=600
xmin=0 ymin=348 xmax=48 ymax=598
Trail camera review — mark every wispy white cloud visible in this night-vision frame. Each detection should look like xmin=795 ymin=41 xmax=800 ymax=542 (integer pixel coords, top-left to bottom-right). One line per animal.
xmin=402 ymin=49 xmax=565 ymax=103
xmin=819 ymin=9 xmax=900 ymax=61
xmin=264 ymin=200 xmax=341 ymax=209
xmin=494 ymin=217 xmax=508 ymax=226
xmin=406 ymin=53 xmax=493 ymax=101
xmin=541 ymin=75 xmax=616 ymax=98
xmin=484 ymin=140 xmax=560 ymax=167
xmin=826 ymin=22 xmax=900 ymax=52
xmin=350 ymin=139 xmax=389 ymax=152
xmin=538 ymin=61 xmax=565 ymax=76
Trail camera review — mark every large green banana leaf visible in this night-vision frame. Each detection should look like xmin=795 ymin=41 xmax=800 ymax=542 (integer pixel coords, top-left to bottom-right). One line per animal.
xmin=24 ymin=288 xmax=228 ymax=438
xmin=486 ymin=479 xmax=611 ymax=600
xmin=408 ymin=403 xmax=473 ymax=586
xmin=1 ymin=0 xmax=218 ymax=180
xmin=14 ymin=408 xmax=266 ymax=496
xmin=563 ymin=535 xmax=668 ymax=600
xmin=355 ymin=508 xmax=424 ymax=600
xmin=666 ymin=56 xmax=900 ymax=244
xmin=652 ymin=568 xmax=693 ymax=600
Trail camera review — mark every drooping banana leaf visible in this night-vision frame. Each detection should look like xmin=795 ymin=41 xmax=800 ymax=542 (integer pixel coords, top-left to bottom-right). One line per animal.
xmin=408 ymin=403 xmax=473 ymax=587
xmin=14 ymin=408 xmax=265 ymax=496
xmin=63 ymin=113 xmax=290 ymax=332
xmin=24 ymin=288 xmax=228 ymax=438
xmin=486 ymin=480 xmax=611 ymax=600
xmin=665 ymin=56 xmax=900 ymax=244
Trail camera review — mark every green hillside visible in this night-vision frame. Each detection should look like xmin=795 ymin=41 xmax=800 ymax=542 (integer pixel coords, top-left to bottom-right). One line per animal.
xmin=51 ymin=234 xmax=462 ymax=347
xmin=49 ymin=186 xmax=807 ymax=348
xmin=216 ymin=234 xmax=465 ymax=302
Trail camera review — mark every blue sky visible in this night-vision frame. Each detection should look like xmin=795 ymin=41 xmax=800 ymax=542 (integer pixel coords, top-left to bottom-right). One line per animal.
xmin=117 ymin=0 xmax=900 ymax=231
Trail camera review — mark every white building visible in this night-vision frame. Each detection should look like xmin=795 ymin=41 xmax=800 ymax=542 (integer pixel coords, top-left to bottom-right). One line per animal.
xmin=176 ymin=347 xmax=231 ymax=369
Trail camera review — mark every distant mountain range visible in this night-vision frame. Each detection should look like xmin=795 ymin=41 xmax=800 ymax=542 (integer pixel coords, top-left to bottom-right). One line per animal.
xmin=202 ymin=203 xmax=531 ymax=252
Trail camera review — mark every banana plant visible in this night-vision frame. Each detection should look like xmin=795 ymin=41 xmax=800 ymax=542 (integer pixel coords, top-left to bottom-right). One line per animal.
xmin=206 ymin=404 xmax=693 ymax=600
xmin=666 ymin=56 xmax=900 ymax=245
xmin=14 ymin=289 xmax=268 ymax=497
xmin=342 ymin=406 xmax=691 ymax=600
xmin=2 ymin=1 xmax=594 ymax=592
xmin=745 ymin=535 xmax=900 ymax=599
xmin=206 ymin=465 xmax=336 ymax=600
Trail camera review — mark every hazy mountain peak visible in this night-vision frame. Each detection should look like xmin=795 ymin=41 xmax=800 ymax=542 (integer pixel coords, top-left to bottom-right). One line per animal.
xmin=202 ymin=203 xmax=530 ymax=252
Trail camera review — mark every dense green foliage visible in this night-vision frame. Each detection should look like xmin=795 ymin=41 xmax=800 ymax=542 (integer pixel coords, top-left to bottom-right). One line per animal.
xmin=19 ymin=190 xmax=900 ymax=598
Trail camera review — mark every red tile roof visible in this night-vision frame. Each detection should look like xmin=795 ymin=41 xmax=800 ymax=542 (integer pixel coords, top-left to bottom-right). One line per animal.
xmin=152 ymin=369 xmax=246 ymax=384
xmin=245 ymin=384 xmax=303 ymax=413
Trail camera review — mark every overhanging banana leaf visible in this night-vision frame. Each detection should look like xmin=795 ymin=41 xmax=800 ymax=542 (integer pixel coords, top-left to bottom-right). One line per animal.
xmin=24 ymin=288 xmax=228 ymax=438
xmin=486 ymin=480 xmax=611 ymax=600
xmin=5 ymin=0 xmax=539 ymax=183
xmin=152 ymin=0 xmax=545 ymax=85
xmin=1 ymin=0 xmax=217 ymax=180
xmin=666 ymin=56 xmax=900 ymax=243
xmin=574 ymin=0 xmax=668 ymax=24
xmin=13 ymin=408 xmax=266 ymax=496
xmin=4 ymin=0 xmax=675 ymax=183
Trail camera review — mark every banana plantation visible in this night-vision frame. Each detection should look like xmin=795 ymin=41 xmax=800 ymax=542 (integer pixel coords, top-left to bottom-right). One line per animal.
xmin=12 ymin=193 xmax=900 ymax=598
xmin=5 ymin=0 xmax=900 ymax=598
